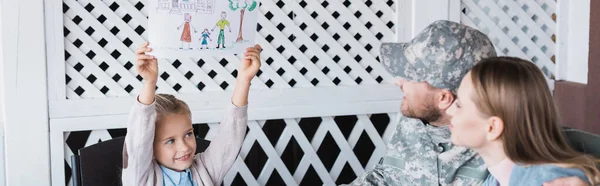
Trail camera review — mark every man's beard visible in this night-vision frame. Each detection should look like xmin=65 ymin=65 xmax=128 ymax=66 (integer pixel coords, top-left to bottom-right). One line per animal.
xmin=401 ymin=100 xmax=442 ymax=123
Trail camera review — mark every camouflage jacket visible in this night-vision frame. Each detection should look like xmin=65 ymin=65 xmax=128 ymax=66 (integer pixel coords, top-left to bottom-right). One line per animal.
xmin=343 ymin=116 xmax=488 ymax=186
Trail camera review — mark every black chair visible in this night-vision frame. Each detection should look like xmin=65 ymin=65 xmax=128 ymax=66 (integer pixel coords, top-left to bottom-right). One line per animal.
xmin=564 ymin=127 xmax=600 ymax=158
xmin=71 ymin=136 xmax=211 ymax=186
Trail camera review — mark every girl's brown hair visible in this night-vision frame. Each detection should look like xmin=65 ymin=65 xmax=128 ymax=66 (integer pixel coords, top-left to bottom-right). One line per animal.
xmin=470 ymin=56 xmax=600 ymax=184
xmin=154 ymin=94 xmax=191 ymax=122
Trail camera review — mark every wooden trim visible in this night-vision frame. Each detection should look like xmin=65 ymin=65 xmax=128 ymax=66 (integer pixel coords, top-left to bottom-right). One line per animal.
xmin=46 ymin=0 xmax=67 ymax=101
xmin=554 ymin=81 xmax=586 ymax=129
xmin=556 ymin=0 xmax=591 ymax=84
xmin=584 ymin=0 xmax=600 ymax=135
xmin=50 ymin=84 xmax=403 ymax=118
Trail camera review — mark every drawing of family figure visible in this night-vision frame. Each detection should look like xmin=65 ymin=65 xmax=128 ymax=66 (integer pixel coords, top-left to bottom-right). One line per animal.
xmin=176 ymin=11 xmax=237 ymax=50
xmin=211 ymin=11 xmax=231 ymax=49
xmin=177 ymin=13 xmax=197 ymax=50
xmin=176 ymin=13 xmax=216 ymax=50
xmin=199 ymin=29 xmax=212 ymax=49
xmin=176 ymin=12 xmax=227 ymax=50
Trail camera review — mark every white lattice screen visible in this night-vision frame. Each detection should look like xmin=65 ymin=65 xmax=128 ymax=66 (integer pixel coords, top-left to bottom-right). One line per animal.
xmin=61 ymin=0 xmax=396 ymax=98
xmin=53 ymin=0 xmax=399 ymax=185
xmin=63 ymin=114 xmax=399 ymax=185
xmin=461 ymin=0 xmax=557 ymax=78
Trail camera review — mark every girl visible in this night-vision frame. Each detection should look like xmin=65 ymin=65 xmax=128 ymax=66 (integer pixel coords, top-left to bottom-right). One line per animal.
xmin=446 ymin=56 xmax=600 ymax=185
xmin=121 ymin=42 xmax=262 ymax=186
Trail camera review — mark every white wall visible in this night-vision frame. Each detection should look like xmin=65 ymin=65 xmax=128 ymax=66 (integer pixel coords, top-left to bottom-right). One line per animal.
xmin=0 ymin=0 xmax=5 ymax=185
xmin=0 ymin=1 xmax=6 ymax=186
xmin=0 ymin=0 xmax=50 ymax=185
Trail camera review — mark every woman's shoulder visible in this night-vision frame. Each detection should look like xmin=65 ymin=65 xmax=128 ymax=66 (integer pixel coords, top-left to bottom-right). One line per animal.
xmin=510 ymin=164 xmax=589 ymax=185
xmin=515 ymin=163 xmax=587 ymax=176
xmin=482 ymin=174 xmax=499 ymax=186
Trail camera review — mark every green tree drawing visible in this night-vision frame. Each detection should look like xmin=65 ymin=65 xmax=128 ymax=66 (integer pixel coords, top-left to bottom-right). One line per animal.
xmin=229 ymin=0 xmax=257 ymax=42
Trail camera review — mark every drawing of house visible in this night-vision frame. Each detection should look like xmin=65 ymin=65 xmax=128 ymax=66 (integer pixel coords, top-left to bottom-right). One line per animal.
xmin=169 ymin=0 xmax=183 ymax=14
xmin=179 ymin=0 xmax=197 ymax=13
xmin=156 ymin=0 xmax=216 ymax=15
xmin=195 ymin=0 xmax=216 ymax=14
xmin=157 ymin=0 xmax=170 ymax=10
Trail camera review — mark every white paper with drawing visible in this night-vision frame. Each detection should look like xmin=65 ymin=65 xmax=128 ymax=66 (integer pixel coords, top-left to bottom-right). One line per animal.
xmin=148 ymin=0 xmax=259 ymax=57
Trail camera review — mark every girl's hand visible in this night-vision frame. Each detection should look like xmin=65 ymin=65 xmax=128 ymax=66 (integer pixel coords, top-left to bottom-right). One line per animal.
xmin=135 ymin=42 xmax=158 ymax=83
xmin=237 ymin=44 xmax=262 ymax=83
xmin=231 ymin=45 xmax=261 ymax=107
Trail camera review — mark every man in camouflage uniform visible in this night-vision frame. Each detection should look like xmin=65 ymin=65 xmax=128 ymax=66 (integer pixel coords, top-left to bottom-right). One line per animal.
xmin=344 ymin=20 xmax=495 ymax=185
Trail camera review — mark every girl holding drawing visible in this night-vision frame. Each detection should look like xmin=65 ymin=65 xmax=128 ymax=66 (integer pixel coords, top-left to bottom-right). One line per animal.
xmin=177 ymin=13 xmax=197 ymax=50
xmin=121 ymin=42 xmax=263 ymax=186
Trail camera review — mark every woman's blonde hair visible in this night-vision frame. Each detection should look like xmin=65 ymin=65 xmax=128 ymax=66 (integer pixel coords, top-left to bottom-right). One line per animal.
xmin=470 ymin=56 xmax=600 ymax=184
xmin=154 ymin=94 xmax=191 ymax=122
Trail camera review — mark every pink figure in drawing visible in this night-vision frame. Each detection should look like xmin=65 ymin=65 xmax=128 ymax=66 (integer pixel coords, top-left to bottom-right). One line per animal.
xmin=177 ymin=13 xmax=197 ymax=50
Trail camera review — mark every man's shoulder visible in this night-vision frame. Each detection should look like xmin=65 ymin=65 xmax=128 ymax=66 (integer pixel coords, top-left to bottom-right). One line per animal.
xmin=389 ymin=116 xmax=435 ymax=141
xmin=386 ymin=117 xmax=425 ymax=145
xmin=398 ymin=115 xmax=424 ymax=124
xmin=444 ymin=147 xmax=489 ymax=182
xmin=396 ymin=116 xmax=427 ymax=131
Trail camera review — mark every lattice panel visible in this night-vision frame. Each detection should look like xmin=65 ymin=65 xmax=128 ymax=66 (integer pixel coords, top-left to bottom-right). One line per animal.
xmin=461 ymin=0 xmax=557 ymax=78
xmin=62 ymin=0 xmax=397 ymax=99
xmin=63 ymin=113 xmax=399 ymax=186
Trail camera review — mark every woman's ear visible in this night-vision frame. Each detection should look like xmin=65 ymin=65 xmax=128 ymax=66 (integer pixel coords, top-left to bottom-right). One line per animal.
xmin=486 ymin=116 xmax=504 ymax=141
xmin=437 ymin=89 xmax=455 ymax=110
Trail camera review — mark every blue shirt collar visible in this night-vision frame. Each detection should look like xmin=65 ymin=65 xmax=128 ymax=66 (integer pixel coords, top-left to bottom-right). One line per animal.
xmin=160 ymin=165 xmax=193 ymax=186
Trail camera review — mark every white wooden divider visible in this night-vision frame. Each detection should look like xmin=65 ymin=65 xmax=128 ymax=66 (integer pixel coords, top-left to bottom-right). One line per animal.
xmin=41 ymin=0 xmax=563 ymax=185
xmin=1 ymin=0 xmax=51 ymax=186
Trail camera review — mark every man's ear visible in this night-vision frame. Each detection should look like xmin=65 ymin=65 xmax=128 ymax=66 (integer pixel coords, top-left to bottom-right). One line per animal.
xmin=437 ymin=89 xmax=455 ymax=110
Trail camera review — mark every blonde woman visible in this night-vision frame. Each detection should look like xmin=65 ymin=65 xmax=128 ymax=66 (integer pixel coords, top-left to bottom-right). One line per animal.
xmin=447 ymin=56 xmax=600 ymax=185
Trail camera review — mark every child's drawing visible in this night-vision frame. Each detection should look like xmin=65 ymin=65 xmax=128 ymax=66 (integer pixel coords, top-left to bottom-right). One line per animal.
xmin=148 ymin=0 xmax=260 ymax=57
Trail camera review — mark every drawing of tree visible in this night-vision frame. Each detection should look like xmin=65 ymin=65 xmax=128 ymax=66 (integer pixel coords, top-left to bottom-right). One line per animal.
xmin=228 ymin=0 xmax=257 ymax=42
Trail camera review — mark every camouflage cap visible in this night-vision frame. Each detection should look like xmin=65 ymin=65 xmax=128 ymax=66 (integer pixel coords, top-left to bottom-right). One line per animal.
xmin=380 ymin=20 xmax=496 ymax=93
